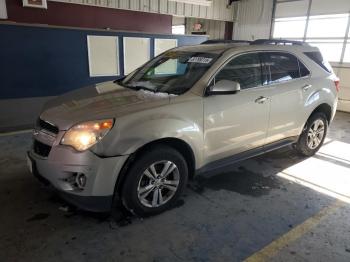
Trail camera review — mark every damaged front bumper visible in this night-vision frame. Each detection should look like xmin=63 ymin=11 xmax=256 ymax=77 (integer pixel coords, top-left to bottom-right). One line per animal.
xmin=27 ymin=129 xmax=129 ymax=212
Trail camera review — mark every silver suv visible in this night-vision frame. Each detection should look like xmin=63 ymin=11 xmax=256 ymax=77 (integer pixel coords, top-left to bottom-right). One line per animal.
xmin=27 ymin=39 xmax=339 ymax=216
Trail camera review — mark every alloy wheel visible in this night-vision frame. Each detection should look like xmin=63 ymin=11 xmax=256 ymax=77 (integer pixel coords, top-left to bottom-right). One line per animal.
xmin=307 ymin=119 xmax=325 ymax=150
xmin=137 ymin=160 xmax=180 ymax=208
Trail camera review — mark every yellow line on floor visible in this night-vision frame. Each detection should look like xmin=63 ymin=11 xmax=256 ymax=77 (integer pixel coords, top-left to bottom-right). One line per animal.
xmin=0 ymin=129 xmax=32 ymax=137
xmin=244 ymin=200 xmax=344 ymax=262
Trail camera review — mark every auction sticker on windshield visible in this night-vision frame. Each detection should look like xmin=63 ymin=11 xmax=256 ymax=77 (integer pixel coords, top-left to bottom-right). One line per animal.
xmin=188 ymin=57 xmax=213 ymax=64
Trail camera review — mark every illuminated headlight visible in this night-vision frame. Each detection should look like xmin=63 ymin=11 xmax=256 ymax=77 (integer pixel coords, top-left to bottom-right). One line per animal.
xmin=61 ymin=119 xmax=114 ymax=151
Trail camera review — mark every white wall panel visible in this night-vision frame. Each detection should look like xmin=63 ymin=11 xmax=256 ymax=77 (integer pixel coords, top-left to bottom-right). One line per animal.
xmin=220 ymin=20 xmax=225 ymax=39
xmin=150 ymin=0 xmax=159 ymax=13
xmin=119 ymin=0 xmax=129 ymax=10
xmin=0 ymin=0 xmax=7 ymax=19
xmin=159 ymin=0 xmax=167 ymax=13
xmin=310 ymin=0 xmax=350 ymax=16
xmin=107 ymin=0 xmax=116 ymax=8
xmin=130 ymin=0 xmax=140 ymax=11
xmin=167 ymin=1 xmax=176 ymax=14
xmin=87 ymin=35 xmax=119 ymax=76
xmin=175 ymin=2 xmax=184 ymax=16
xmin=233 ymin=0 xmax=274 ymax=41
xmin=50 ymin=0 xmax=235 ymax=21
xmin=206 ymin=4 xmax=214 ymax=20
xmin=210 ymin=21 xmax=216 ymax=38
xmin=275 ymin=0 xmax=309 ymax=18
xmin=212 ymin=0 xmax=220 ymax=20
xmin=192 ymin=5 xmax=200 ymax=18
xmin=172 ymin=16 xmax=185 ymax=25
xmin=211 ymin=21 xmax=217 ymax=38
xmin=154 ymin=38 xmax=178 ymax=56
xmin=184 ymin=3 xmax=192 ymax=17
xmin=199 ymin=5 xmax=206 ymax=18
xmin=140 ymin=0 xmax=150 ymax=12
xmin=123 ymin=37 xmax=150 ymax=74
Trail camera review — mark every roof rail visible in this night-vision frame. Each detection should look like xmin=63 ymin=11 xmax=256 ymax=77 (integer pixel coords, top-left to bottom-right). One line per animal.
xmin=250 ymin=39 xmax=309 ymax=46
xmin=201 ymin=39 xmax=251 ymax=45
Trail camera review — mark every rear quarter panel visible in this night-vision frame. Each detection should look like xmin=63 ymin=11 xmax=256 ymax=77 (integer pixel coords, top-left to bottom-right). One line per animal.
xmin=299 ymin=75 xmax=338 ymax=132
xmin=291 ymin=50 xmax=337 ymax=133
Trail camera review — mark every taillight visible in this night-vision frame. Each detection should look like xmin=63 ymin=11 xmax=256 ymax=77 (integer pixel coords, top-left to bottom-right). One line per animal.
xmin=334 ymin=79 xmax=340 ymax=92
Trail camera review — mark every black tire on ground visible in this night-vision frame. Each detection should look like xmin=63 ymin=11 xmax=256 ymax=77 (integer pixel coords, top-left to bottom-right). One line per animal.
xmin=121 ymin=146 xmax=188 ymax=217
xmin=294 ymin=112 xmax=328 ymax=157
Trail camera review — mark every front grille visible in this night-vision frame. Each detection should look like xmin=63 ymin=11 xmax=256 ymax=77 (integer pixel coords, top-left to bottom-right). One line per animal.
xmin=33 ymin=140 xmax=52 ymax=157
xmin=37 ymin=118 xmax=59 ymax=134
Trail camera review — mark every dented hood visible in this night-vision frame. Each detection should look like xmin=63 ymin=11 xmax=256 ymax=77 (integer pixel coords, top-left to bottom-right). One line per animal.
xmin=40 ymin=81 xmax=171 ymax=130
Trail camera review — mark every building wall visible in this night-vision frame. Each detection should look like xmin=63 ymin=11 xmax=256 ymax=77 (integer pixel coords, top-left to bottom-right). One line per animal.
xmin=172 ymin=16 xmax=185 ymax=26
xmin=4 ymin=0 xmax=172 ymax=34
xmin=0 ymin=23 xmax=207 ymax=131
xmin=185 ymin=17 xmax=226 ymax=39
xmin=272 ymin=0 xmax=350 ymax=112
xmin=51 ymin=0 xmax=235 ymax=21
xmin=0 ymin=0 xmax=7 ymax=19
xmin=334 ymin=67 xmax=350 ymax=112
xmin=232 ymin=0 xmax=274 ymax=41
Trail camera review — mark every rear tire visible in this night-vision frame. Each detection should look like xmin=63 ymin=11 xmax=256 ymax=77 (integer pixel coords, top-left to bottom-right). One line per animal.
xmin=121 ymin=146 xmax=188 ymax=217
xmin=294 ymin=112 xmax=328 ymax=157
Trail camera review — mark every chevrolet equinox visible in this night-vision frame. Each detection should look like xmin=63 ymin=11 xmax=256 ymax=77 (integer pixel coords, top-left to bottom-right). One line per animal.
xmin=27 ymin=39 xmax=339 ymax=216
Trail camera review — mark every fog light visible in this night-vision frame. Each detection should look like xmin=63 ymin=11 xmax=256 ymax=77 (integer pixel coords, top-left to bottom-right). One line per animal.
xmin=75 ymin=173 xmax=86 ymax=189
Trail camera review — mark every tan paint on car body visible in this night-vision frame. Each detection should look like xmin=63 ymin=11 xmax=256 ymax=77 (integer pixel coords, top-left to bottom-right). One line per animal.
xmin=31 ymin=43 xmax=338 ymax=201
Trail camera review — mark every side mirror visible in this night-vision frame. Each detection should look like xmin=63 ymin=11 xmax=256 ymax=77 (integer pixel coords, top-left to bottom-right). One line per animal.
xmin=209 ymin=80 xmax=241 ymax=95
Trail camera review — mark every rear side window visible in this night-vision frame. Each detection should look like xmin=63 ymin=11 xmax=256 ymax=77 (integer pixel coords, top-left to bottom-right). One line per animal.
xmin=263 ymin=52 xmax=301 ymax=84
xmin=215 ymin=53 xmax=264 ymax=89
xmin=304 ymin=51 xmax=332 ymax=73
xmin=298 ymin=60 xmax=310 ymax=77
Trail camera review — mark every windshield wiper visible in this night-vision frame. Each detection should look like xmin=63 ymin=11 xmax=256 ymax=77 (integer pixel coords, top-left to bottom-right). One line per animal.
xmin=113 ymin=76 xmax=126 ymax=83
xmin=127 ymin=85 xmax=157 ymax=93
xmin=122 ymin=84 xmax=174 ymax=95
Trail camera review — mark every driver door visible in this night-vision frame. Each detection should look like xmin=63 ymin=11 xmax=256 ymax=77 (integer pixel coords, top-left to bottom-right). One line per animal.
xmin=203 ymin=52 xmax=271 ymax=164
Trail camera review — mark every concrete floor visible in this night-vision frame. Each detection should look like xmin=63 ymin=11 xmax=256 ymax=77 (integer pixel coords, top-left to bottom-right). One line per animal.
xmin=1 ymin=112 xmax=350 ymax=262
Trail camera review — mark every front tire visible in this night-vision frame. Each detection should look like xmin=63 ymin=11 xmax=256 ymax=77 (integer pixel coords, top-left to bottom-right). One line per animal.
xmin=121 ymin=146 xmax=188 ymax=217
xmin=294 ymin=112 xmax=328 ymax=156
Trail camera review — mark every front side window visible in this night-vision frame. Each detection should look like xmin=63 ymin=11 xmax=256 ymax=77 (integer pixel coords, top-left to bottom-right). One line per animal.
xmin=121 ymin=51 xmax=219 ymax=95
xmin=215 ymin=53 xmax=264 ymax=89
xmin=263 ymin=52 xmax=301 ymax=84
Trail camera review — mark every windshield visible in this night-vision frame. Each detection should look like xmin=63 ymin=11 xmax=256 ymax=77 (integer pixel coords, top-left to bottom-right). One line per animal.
xmin=120 ymin=51 xmax=219 ymax=95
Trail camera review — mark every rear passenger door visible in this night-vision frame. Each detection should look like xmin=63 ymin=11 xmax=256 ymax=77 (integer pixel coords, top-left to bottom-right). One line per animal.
xmin=262 ymin=52 xmax=311 ymax=144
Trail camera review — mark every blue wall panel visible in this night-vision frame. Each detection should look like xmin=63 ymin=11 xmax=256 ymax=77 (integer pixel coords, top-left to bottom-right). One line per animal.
xmin=0 ymin=24 xmax=207 ymax=99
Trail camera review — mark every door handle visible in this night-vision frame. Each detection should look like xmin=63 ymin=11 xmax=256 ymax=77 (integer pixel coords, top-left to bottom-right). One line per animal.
xmin=255 ymin=96 xmax=269 ymax=104
xmin=302 ymin=84 xmax=312 ymax=91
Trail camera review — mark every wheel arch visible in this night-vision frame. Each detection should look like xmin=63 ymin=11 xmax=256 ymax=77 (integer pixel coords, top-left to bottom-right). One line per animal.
xmin=113 ymin=137 xmax=196 ymax=197
xmin=309 ymin=103 xmax=332 ymax=124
